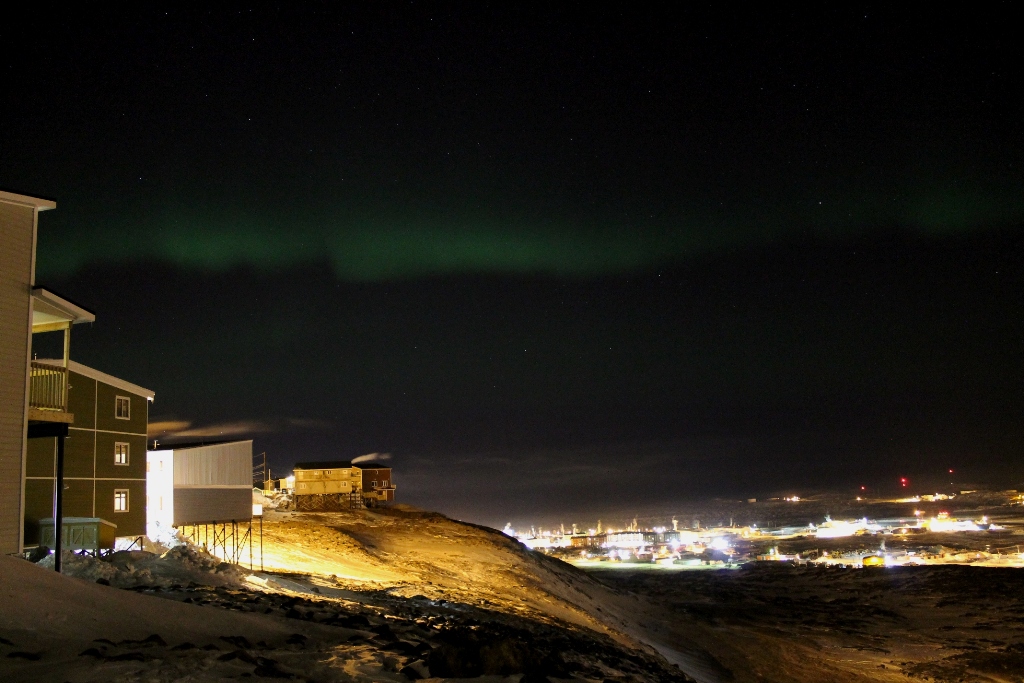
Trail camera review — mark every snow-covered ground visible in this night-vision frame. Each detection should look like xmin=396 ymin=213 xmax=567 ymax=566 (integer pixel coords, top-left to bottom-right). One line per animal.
xmin=1 ymin=508 xmax=694 ymax=682
xmin=8 ymin=505 xmax=1018 ymax=682
xmin=0 ymin=550 xmax=417 ymax=682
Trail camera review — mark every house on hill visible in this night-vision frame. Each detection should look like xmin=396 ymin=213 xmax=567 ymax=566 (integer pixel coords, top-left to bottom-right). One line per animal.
xmin=292 ymin=459 xmax=396 ymax=510
xmin=292 ymin=460 xmax=364 ymax=510
xmin=24 ymin=360 xmax=154 ymax=547
xmin=357 ymin=461 xmax=395 ymax=506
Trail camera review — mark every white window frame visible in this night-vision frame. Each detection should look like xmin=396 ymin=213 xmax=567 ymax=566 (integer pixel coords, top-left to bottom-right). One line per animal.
xmin=114 ymin=441 xmax=129 ymax=466
xmin=114 ymin=489 xmax=129 ymax=512
xmin=115 ymin=396 xmax=131 ymax=420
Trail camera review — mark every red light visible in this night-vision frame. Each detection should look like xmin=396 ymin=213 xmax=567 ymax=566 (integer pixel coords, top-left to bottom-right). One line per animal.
xmin=948 ymin=469 xmax=954 ymax=474
xmin=860 ymin=486 xmax=866 ymax=490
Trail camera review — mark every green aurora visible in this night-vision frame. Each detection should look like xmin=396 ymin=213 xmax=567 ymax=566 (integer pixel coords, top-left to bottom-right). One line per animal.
xmin=36 ymin=187 xmax=1022 ymax=281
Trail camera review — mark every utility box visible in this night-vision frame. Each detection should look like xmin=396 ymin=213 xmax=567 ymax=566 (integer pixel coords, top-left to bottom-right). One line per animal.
xmin=40 ymin=517 xmax=117 ymax=551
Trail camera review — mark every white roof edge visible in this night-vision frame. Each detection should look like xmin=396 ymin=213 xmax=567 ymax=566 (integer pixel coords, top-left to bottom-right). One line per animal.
xmin=0 ymin=190 xmax=56 ymax=210
xmin=32 ymin=288 xmax=96 ymax=324
xmin=35 ymin=359 xmax=155 ymax=399
xmin=151 ymin=439 xmax=254 ymax=452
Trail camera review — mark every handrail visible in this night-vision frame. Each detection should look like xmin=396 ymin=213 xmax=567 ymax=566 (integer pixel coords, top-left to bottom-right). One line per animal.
xmin=29 ymin=362 xmax=68 ymax=411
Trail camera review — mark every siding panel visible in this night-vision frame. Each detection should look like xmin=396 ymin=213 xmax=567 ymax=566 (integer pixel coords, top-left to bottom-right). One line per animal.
xmin=172 ymin=488 xmax=252 ymax=525
xmin=0 ymin=201 xmax=34 ymax=553
xmin=25 ymin=437 xmax=55 ymax=478
xmin=23 ymin=478 xmax=54 ymax=547
xmin=95 ymin=382 xmax=147 ymax=435
xmin=63 ymin=479 xmax=94 ymax=518
xmin=67 ymin=373 xmax=96 ymax=430
xmin=95 ymin=432 xmax=146 ymax=480
xmin=95 ymin=479 xmax=145 ymax=536
xmin=173 ymin=441 xmax=252 ymax=487
xmin=64 ymin=429 xmax=95 ymax=478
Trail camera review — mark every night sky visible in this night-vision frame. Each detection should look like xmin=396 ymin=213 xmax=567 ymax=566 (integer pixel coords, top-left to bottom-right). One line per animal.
xmin=3 ymin=5 xmax=1021 ymax=527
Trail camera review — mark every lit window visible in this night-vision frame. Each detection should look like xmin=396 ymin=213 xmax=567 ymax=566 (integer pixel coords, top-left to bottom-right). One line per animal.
xmin=114 ymin=442 xmax=129 ymax=466
xmin=114 ymin=489 xmax=129 ymax=512
xmin=325 ymin=470 xmax=332 ymax=475
xmin=115 ymin=396 xmax=131 ymax=420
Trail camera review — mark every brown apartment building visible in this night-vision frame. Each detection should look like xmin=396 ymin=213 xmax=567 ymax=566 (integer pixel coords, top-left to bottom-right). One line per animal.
xmin=24 ymin=361 xmax=153 ymax=546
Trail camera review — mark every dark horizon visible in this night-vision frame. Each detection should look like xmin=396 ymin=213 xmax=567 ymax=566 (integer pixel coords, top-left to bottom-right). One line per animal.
xmin=4 ymin=5 xmax=1021 ymax=528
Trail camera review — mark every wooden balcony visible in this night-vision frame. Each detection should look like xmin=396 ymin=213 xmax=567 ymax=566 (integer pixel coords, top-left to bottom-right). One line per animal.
xmin=28 ymin=362 xmax=73 ymax=423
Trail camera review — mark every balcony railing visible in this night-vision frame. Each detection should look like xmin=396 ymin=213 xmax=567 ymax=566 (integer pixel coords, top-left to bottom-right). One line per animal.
xmin=29 ymin=362 xmax=68 ymax=411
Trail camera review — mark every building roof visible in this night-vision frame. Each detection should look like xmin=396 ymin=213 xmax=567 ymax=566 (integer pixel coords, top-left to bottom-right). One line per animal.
xmin=151 ymin=439 xmax=253 ymax=452
xmin=294 ymin=460 xmax=357 ymax=470
xmin=32 ymin=287 xmax=96 ymax=328
xmin=0 ymin=189 xmax=56 ymax=210
xmin=293 ymin=460 xmax=393 ymax=470
xmin=35 ymin=359 xmax=154 ymax=399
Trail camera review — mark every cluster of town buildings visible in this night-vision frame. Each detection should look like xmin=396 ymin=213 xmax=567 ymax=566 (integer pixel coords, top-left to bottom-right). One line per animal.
xmin=505 ymin=521 xmax=741 ymax=559
xmin=1 ymin=189 xmax=393 ymax=562
xmin=505 ymin=510 xmax=1013 ymax=567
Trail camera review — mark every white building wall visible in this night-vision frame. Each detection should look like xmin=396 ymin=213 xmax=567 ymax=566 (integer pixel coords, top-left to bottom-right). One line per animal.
xmin=146 ymin=441 xmax=253 ymax=532
xmin=146 ymin=449 xmax=175 ymax=537
xmin=173 ymin=441 xmax=252 ymax=487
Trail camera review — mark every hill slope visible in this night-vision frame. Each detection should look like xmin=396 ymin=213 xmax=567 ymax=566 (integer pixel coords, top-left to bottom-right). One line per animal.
xmin=258 ymin=508 xmax=724 ymax=681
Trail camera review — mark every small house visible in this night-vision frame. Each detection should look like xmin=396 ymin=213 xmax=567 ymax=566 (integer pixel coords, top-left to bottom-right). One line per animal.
xmin=291 ymin=459 xmax=396 ymax=509
xmin=292 ymin=461 xmax=363 ymax=509
xmin=357 ymin=461 xmax=396 ymax=505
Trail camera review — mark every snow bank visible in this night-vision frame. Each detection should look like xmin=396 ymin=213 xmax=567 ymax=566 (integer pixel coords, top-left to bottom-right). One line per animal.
xmin=35 ymin=545 xmax=243 ymax=588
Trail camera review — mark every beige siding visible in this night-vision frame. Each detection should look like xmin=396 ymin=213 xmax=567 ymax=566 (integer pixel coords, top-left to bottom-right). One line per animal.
xmin=173 ymin=441 xmax=252 ymax=487
xmin=0 ymin=201 xmax=35 ymax=554
xmin=293 ymin=466 xmax=362 ymax=496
